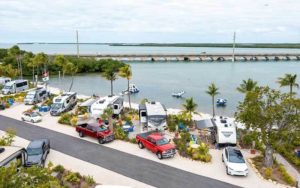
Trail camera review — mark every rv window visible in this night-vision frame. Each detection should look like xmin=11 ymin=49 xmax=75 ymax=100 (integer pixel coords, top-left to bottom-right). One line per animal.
xmin=114 ymin=105 xmax=118 ymax=110
xmin=225 ymin=149 xmax=228 ymax=159
xmin=141 ymin=112 xmax=147 ymax=116
xmin=66 ymin=100 xmax=69 ymax=103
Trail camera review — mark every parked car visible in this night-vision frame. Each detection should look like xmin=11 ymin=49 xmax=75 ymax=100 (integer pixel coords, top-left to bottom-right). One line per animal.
xmin=26 ymin=139 xmax=50 ymax=167
xmin=76 ymin=122 xmax=114 ymax=144
xmin=21 ymin=112 xmax=42 ymax=123
xmin=136 ymin=131 xmax=176 ymax=159
xmin=222 ymin=147 xmax=248 ymax=176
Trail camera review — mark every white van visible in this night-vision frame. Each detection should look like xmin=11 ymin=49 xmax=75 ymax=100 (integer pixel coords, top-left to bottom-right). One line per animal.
xmin=0 ymin=146 xmax=27 ymax=167
xmin=0 ymin=77 xmax=11 ymax=85
xmin=24 ymin=87 xmax=49 ymax=105
xmin=2 ymin=80 xmax=29 ymax=95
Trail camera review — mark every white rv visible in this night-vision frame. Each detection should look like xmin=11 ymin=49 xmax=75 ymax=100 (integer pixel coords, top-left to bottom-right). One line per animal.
xmin=212 ymin=116 xmax=237 ymax=146
xmin=24 ymin=87 xmax=49 ymax=105
xmin=0 ymin=77 xmax=11 ymax=85
xmin=139 ymin=101 xmax=167 ymax=131
xmin=50 ymin=92 xmax=77 ymax=116
xmin=2 ymin=80 xmax=29 ymax=95
xmin=90 ymin=95 xmax=124 ymax=118
xmin=0 ymin=146 xmax=27 ymax=167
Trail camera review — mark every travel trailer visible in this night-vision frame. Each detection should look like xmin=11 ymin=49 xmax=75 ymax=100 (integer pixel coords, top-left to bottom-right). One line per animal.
xmin=212 ymin=116 xmax=237 ymax=146
xmin=0 ymin=146 xmax=27 ymax=167
xmin=90 ymin=95 xmax=124 ymax=118
xmin=139 ymin=101 xmax=167 ymax=131
xmin=50 ymin=92 xmax=77 ymax=116
xmin=2 ymin=80 xmax=29 ymax=95
xmin=24 ymin=87 xmax=48 ymax=105
xmin=0 ymin=77 xmax=11 ymax=85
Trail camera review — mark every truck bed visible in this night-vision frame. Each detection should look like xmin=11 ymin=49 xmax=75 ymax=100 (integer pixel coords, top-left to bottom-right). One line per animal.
xmin=136 ymin=131 xmax=159 ymax=139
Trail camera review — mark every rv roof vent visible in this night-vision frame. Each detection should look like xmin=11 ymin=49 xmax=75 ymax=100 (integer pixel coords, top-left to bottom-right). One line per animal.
xmin=220 ymin=116 xmax=223 ymax=119
xmin=224 ymin=124 xmax=228 ymax=127
xmin=99 ymin=99 xmax=106 ymax=104
xmin=0 ymin=148 xmax=5 ymax=153
xmin=221 ymin=119 xmax=227 ymax=124
xmin=108 ymin=95 xmax=114 ymax=97
xmin=151 ymin=101 xmax=156 ymax=104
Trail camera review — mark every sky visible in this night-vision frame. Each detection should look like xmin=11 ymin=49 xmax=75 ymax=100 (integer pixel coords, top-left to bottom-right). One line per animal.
xmin=0 ymin=0 xmax=300 ymax=43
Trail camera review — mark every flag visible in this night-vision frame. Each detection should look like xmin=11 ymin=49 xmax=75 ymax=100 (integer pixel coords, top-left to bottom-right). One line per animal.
xmin=42 ymin=71 xmax=49 ymax=82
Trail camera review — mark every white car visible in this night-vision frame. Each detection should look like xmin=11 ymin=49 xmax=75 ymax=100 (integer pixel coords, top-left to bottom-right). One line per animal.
xmin=222 ymin=147 xmax=248 ymax=176
xmin=21 ymin=112 xmax=42 ymax=123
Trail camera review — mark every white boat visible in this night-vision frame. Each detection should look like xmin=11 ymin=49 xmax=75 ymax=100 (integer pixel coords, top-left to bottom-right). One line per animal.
xmin=172 ymin=91 xmax=185 ymax=98
xmin=122 ymin=84 xmax=139 ymax=94
xmin=216 ymin=98 xmax=227 ymax=106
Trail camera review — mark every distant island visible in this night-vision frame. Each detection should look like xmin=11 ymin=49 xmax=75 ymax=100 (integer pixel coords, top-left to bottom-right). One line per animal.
xmin=15 ymin=42 xmax=300 ymax=48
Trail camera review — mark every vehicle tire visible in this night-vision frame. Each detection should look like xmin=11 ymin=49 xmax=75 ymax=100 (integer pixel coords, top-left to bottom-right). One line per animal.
xmin=222 ymin=155 xmax=224 ymax=162
xmin=41 ymin=160 xmax=45 ymax=168
xmin=79 ymin=131 xmax=84 ymax=137
xmin=226 ymin=166 xmax=229 ymax=175
xmin=31 ymin=119 xmax=34 ymax=123
xmin=157 ymin=152 xmax=163 ymax=160
xmin=98 ymin=138 xmax=105 ymax=144
xmin=21 ymin=117 xmax=25 ymax=121
xmin=138 ymin=142 xmax=144 ymax=149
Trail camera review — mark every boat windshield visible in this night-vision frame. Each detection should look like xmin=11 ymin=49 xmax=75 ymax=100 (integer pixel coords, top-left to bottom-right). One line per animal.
xmin=97 ymin=126 xmax=107 ymax=132
xmin=52 ymin=103 xmax=62 ymax=110
xmin=27 ymin=147 xmax=42 ymax=156
xmin=156 ymin=138 xmax=169 ymax=146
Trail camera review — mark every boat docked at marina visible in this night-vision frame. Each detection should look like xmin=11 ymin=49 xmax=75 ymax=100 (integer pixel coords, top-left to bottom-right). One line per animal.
xmin=172 ymin=91 xmax=185 ymax=98
xmin=216 ymin=98 xmax=227 ymax=106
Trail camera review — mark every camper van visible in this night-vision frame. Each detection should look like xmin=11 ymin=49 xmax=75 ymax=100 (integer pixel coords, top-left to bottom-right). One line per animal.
xmin=90 ymin=95 xmax=123 ymax=118
xmin=2 ymin=80 xmax=29 ymax=95
xmin=212 ymin=116 xmax=237 ymax=146
xmin=0 ymin=146 xmax=27 ymax=167
xmin=50 ymin=92 xmax=77 ymax=116
xmin=139 ymin=101 xmax=167 ymax=131
xmin=24 ymin=87 xmax=49 ymax=105
xmin=0 ymin=77 xmax=11 ymax=85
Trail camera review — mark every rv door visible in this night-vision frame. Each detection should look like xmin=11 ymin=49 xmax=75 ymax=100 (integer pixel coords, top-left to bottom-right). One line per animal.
xmin=140 ymin=110 xmax=147 ymax=123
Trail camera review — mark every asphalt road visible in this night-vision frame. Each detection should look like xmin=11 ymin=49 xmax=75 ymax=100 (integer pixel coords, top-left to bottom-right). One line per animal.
xmin=0 ymin=115 xmax=239 ymax=188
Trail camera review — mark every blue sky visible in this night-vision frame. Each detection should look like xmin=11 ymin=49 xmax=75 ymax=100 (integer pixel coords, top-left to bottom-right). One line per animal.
xmin=0 ymin=0 xmax=300 ymax=43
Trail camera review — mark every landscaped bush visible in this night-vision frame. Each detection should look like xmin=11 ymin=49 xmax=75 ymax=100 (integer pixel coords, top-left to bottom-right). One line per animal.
xmin=84 ymin=175 xmax=96 ymax=186
xmin=52 ymin=165 xmax=65 ymax=173
xmin=64 ymin=172 xmax=81 ymax=184
xmin=130 ymin=138 xmax=137 ymax=144
xmin=75 ymin=106 xmax=88 ymax=115
xmin=114 ymin=126 xmax=128 ymax=140
xmin=0 ymin=128 xmax=16 ymax=146
xmin=278 ymin=164 xmax=296 ymax=186
xmin=167 ymin=115 xmax=177 ymax=132
xmin=265 ymin=167 xmax=272 ymax=179
xmin=58 ymin=113 xmax=75 ymax=125
xmin=275 ymin=145 xmax=300 ymax=167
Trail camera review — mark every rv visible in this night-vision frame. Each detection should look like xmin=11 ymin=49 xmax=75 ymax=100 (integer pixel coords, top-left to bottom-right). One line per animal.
xmin=139 ymin=101 xmax=167 ymax=131
xmin=2 ymin=80 xmax=29 ymax=95
xmin=212 ymin=116 xmax=237 ymax=146
xmin=90 ymin=95 xmax=124 ymax=118
xmin=24 ymin=87 xmax=49 ymax=105
xmin=0 ymin=77 xmax=11 ymax=85
xmin=50 ymin=92 xmax=77 ymax=116
xmin=0 ymin=146 xmax=27 ymax=167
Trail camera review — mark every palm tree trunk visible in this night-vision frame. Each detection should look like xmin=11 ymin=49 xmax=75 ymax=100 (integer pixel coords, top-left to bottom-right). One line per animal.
xmin=127 ymin=79 xmax=131 ymax=109
xmin=36 ymin=66 xmax=39 ymax=86
xmin=290 ymin=84 xmax=293 ymax=95
xmin=110 ymin=79 xmax=113 ymax=96
xmin=32 ymin=66 xmax=35 ymax=84
xmin=69 ymin=75 xmax=74 ymax=92
xmin=212 ymin=96 xmax=215 ymax=117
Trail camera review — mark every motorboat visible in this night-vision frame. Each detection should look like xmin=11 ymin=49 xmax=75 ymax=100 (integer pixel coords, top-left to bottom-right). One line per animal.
xmin=122 ymin=84 xmax=139 ymax=94
xmin=216 ymin=98 xmax=227 ymax=106
xmin=172 ymin=91 xmax=185 ymax=98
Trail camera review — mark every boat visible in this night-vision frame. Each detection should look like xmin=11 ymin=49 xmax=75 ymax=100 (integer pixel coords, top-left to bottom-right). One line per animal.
xmin=122 ymin=84 xmax=139 ymax=94
xmin=216 ymin=98 xmax=227 ymax=106
xmin=172 ymin=91 xmax=185 ymax=98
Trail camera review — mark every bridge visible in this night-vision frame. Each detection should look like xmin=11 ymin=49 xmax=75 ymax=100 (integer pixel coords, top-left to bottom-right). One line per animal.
xmin=62 ymin=53 xmax=300 ymax=62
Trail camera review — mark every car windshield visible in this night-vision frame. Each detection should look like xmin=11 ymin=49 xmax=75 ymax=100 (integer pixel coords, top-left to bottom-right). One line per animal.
xmin=97 ymin=126 xmax=107 ymax=132
xmin=31 ymin=112 xmax=41 ymax=117
xmin=52 ymin=103 xmax=62 ymax=109
xmin=156 ymin=138 xmax=169 ymax=146
xmin=27 ymin=147 xmax=42 ymax=156
xmin=229 ymin=150 xmax=245 ymax=163
xmin=4 ymin=85 xmax=12 ymax=89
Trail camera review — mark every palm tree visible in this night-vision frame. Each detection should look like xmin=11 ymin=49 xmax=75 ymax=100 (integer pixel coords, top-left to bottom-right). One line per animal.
xmin=237 ymin=78 xmax=258 ymax=94
xmin=101 ymin=107 xmax=114 ymax=131
xmin=53 ymin=55 xmax=69 ymax=78
xmin=102 ymin=67 xmax=118 ymax=96
xmin=64 ymin=62 xmax=78 ymax=92
xmin=277 ymin=74 xmax=299 ymax=95
xmin=119 ymin=65 xmax=132 ymax=109
xmin=182 ymin=98 xmax=198 ymax=126
xmin=24 ymin=53 xmax=35 ymax=83
xmin=32 ymin=53 xmax=48 ymax=86
xmin=206 ymin=83 xmax=220 ymax=117
xmin=8 ymin=45 xmax=23 ymax=79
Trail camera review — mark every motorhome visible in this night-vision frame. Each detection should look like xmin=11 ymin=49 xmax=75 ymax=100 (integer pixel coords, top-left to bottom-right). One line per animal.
xmin=50 ymin=92 xmax=77 ymax=116
xmin=90 ymin=95 xmax=124 ymax=118
xmin=2 ymin=80 xmax=29 ymax=95
xmin=0 ymin=77 xmax=11 ymax=85
xmin=139 ymin=101 xmax=167 ymax=131
xmin=0 ymin=146 xmax=27 ymax=167
xmin=24 ymin=87 xmax=48 ymax=105
xmin=212 ymin=116 xmax=237 ymax=146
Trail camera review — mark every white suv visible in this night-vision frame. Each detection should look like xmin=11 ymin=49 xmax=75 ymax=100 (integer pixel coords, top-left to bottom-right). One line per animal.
xmin=222 ymin=147 xmax=248 ymax=176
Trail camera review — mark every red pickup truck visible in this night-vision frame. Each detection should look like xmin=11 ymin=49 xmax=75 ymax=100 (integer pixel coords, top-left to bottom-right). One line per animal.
xmin=136 ymin=131 xmax=176 ymax=159
xmin=76 ymin=122 xmax=114 ymax=144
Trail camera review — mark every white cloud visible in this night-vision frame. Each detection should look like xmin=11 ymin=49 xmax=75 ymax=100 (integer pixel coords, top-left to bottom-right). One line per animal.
xmin=0 ymin=0 xmax=300 ymax=42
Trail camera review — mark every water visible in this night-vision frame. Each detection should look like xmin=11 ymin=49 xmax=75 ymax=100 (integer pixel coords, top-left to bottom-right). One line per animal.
xmin=47 ymin=61 xmax=300 ymax=116
xmin=1 ymin=43 xmax=300 ymax=54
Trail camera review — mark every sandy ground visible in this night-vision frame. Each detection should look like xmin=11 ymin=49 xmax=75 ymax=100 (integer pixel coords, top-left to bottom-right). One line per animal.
xmin=0 ymin=103 xmax=286 ymax=188
xmin=0 ymin=130 xmax=153 ymax=188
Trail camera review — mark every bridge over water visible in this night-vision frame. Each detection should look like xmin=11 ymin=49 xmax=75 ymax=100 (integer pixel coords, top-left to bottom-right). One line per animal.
xmin=62 ymin=53 xmax=300 ymax=62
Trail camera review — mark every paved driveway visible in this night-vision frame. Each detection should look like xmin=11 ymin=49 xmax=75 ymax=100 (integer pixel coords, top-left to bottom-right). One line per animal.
xmin=0 ymin=115 xmax=238 ymax=188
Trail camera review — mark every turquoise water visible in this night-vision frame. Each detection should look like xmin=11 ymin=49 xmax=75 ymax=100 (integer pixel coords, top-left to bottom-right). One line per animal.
xmin=48 ymin=61 xmax=300 ymax=116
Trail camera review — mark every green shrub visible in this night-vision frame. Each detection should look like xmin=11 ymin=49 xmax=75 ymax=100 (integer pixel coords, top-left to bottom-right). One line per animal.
xmin=64 ymin=172 xmax=81 ymax=184
xmin=278 ymin=164 xmax=296 ymax=186
xmin=58 ymin=113 xmax=74 ymax=125
xmin=114 ymin=126 xmax=128 ymax=140
xmin=52 ymin=165 xmax=65 ymax=173
xmin=84 ymin=175 xmax=95 ymax=186
xmin=0 ymin=128 xmax=16 ymax=146
xmin=130 ymin=138 xmax=137 ymax=144
xmin=265 ymin=167 xmax=272 ymax=179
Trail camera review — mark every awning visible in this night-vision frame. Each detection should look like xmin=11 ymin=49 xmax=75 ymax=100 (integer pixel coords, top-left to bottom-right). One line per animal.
xmin=79 ymin=98 xmax=97 ymax=107
xmin=195 ymin=119 xmax=214 ymax=129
